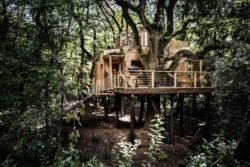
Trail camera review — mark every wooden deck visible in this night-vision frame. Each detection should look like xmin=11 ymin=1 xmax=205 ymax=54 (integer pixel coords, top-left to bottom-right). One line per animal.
xmin=94 ymin=70 xmax=215 ymax=96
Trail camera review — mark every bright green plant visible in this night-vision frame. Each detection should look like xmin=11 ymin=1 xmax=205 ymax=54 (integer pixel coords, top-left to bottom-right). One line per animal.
xmin=116 ymin=135 xmax=141 ymax=167
xmin=142 ymin=114 xmax=166 ymax=167
xmin=185 ymin=135 xmax=237 ymax=167
xmin=53 ymin=146 xmax=104 ymax=167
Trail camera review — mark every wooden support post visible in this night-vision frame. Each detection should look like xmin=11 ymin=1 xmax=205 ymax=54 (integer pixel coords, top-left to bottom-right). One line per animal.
xmin=118 ymin=64 xmax=122 ymax=88
xmin=91 ymin=96 xmax=97 ymax=113
xmin=194 ymin=72 xmax=197 ymax=88
xmin=123 ymin=96 xmax=129 ymax=116
xmin=205 ymin=93 xmax=211 ymax=138
xmin=114 ymin=94 xmax=122 ymax=127
xmin=151 ymin=71 xmax=155 ymax=88
xmin=174 ymin=72 xmax=177 ymax=87
xmin=163 ymin=94 xmax=167 ymax=123
xmin=139 ymin=95 xmax=145 ymax=126
xmin=102 ymin=97 xmax=109 ymax=123
xmin=129 ymin=96 xmax=135 ymax=144
xmin=170 ymin=94 xmax=174 ymax=144
xmin=179 ymin=94 xmax=184 ymax=137
xmin=199 ymin=60 xmax=203 ymax=73
xmin=192 ymin=94 xmax=197 ymax=118
xmin=109 ymin=56 xmax=113 ymax=89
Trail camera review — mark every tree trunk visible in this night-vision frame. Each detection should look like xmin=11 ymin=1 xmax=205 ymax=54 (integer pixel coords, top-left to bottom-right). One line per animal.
xmin=144 ymin=95 xmax=160 ymax=129
xmin=148 ymin=30 xmax=161 ymax=69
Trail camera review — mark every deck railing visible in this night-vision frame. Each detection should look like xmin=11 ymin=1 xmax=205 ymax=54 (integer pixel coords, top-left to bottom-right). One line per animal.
xmin=94 ymin=70 xmax=214 ymax=94
xmin=114 ymin=70 xmax=215 ymax=88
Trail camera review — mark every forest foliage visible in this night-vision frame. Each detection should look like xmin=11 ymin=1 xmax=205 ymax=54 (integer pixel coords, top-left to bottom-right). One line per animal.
xmin=0 ymin=0 xmax=249 ymax=166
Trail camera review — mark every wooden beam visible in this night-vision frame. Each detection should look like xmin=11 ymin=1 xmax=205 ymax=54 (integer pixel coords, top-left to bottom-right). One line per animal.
xmin=205 ymin=93 xmax=211 ymax=138
xmin=163 ymin=94 xmax=167 ymax=123
xmin=151 ymin=71 xmax=155 ymax=88
xmin=192 ymin=94 xmax=197 ymax=118
xmin=109 ymin=56 xmax=113 ymax=89
xmin=179 ymin=94 xmax=184 ymax=137
xmin=114 ymin=94 xmax=122 ymax=127
xmin=129 ymin=96 xmax=135 ymax=144
xmin=139 ymin=95 xmax=145 ymax=126
xmin=194 ymin=72 xmax=197 ymax=88
xmin=91 ymin=96 xmax=97 ymax=113
xmin=102 ymin=97 xmax=110 ymax=123
xmin=170 ymin=94 xmax=174 ymax=144
xmin=174 ymin=72 xmax=177 ymax=87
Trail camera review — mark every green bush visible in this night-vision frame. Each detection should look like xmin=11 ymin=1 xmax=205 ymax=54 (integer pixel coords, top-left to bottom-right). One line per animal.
xmin=53 ymin=146 xmax=104 ymax=167
xmin=184 ymin=135 xmax=237 ymax=167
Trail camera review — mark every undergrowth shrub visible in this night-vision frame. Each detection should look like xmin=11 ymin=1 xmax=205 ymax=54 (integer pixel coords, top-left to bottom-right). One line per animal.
xmin=53 ymin=146 xmax=104 ymax=167
xmin=183 ymin=135 xmax=237 ymax=167
xmin=142 ymin=114 xmax=167 ymax=167
xmin=116 ymin=136 xmax=141 ymax=167
xmin=114 ymin=114 xmax=166 ymax=167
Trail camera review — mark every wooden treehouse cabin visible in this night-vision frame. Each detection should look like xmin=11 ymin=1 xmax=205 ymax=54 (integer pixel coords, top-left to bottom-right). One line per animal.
xmin=92 ymin=30 xmax=214 ymax=96
xmin=91 ymin=28 xmax=215 ymax=143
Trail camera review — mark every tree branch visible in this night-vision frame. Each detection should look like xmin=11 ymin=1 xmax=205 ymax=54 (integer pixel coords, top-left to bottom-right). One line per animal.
xmin=103 ymin=0 xmax=122 ymax=33
xmin=137 ymin=0 xmax=152 ymax=32
xmin=120 ymin=6 xmax=142 ymax=53
xmin=154 ymin=0 xmax=166 ymax=25
xmin=172 ymin=18 xmax=198 ymax=37
xmin=165 ymin=0 xmax=178 ymax=36
xmin=96 ymin=1 xmax=116 ymax=43
xmin=196 ymin=42 xmax=230 ymax=59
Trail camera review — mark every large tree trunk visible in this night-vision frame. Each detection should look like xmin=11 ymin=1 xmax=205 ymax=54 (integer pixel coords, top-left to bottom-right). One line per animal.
xmin=148 ymin=30 xmax=161 ymax=69
xmin=144 ymin=95 xmax=161 ymax=129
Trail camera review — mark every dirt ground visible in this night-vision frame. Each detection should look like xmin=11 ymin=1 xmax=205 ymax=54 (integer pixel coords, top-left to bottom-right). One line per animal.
xmin=62 ymin=99 xmax=204 ymax=167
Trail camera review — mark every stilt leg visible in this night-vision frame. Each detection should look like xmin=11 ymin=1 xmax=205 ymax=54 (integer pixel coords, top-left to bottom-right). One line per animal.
xmin=205 ymin=93 xmax=211 ymax=138
xmin=91 ymin=96 xmax=97 ymax=113
xmin=129 ymin=96 xmax=135 ymax=144
xmin=103 ymin=97 xmax=109 ymax=123
xmin=163 ymin=94 xmax=167 ymax=123
xmin=139 ymin=95 xmax=145 ymax=126
xmin=170 ymin=94 xmax=174 ymax=144
xmin=114 ymin=94 xmax=122 ymax=127
xmin=192 ymin=94 xmax=197 ymax=118
xmin=179 ymin=94 xmax=184 ymax=137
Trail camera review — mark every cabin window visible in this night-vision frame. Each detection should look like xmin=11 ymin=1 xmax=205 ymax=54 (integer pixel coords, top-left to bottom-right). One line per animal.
xmin=131 ymin=60 xmax=142 ymax=70
xmin=142 ymin=32 xmax=148 ymax=47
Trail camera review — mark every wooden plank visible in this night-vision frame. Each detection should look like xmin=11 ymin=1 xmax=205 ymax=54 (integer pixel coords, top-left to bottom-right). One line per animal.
xmin=174 ymin=72 xmax=177 ymax=87
xmin=109 ymin=56 xmax=113 ymax=89
xmin=151 ymin=71 xmax=155 ymax=88
xmin=194 ymin=72 xmax=197 ymax=88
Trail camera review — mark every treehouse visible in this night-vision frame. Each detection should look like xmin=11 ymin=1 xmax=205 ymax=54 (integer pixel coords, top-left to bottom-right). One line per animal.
xmin=92 ymin=29 xmax=214 ymax=96
xmin=92 ymin=29 xmax=215 ymax=143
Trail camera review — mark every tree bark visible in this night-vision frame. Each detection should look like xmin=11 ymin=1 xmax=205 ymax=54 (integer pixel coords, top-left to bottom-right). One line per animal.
xmin=144 ymin=95 xmax=160 ymax=129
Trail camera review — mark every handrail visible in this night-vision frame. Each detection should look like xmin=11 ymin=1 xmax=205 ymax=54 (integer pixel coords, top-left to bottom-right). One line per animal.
xmin=123 ymin=69 xmax=213 ymax=73
xmin=95 ymin=70 xmax=214 ymax=94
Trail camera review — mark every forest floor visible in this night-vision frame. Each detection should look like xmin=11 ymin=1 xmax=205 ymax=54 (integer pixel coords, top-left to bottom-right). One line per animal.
xmin=62 ymin=99 xmax=205 ymax=167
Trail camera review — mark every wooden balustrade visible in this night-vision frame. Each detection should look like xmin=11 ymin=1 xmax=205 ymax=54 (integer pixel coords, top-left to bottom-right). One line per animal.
xmin=94 ymin=70 xmax=214 ymax=94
